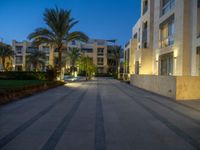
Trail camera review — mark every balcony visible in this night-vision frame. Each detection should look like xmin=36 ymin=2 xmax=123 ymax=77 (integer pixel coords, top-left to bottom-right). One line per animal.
xmin=16 ymin=46 xmax=23 ymax=54
xmin=161 ymin=0 xmax=175 ymax=17
xmin=97 ymin=62 xmax=104 ymax=66
xmin=97 ymin=53 xmax=104 ymax=56
xmin=142 ymin=0 xmax=148 ymax=15
xmin=81 ymin=48 xmax=93 ymax=53
xmin=15 ymin=57 xmax=23 ymax=64
xmin=143 ymin=5 xmax=148 ymax=15
xmin=43 ymin=47 xmax=50 ymax=54
xmin=26 ymin=47 xmax=38 ymax=53
xmin=160 ymin=35 xmax=174 ymax=48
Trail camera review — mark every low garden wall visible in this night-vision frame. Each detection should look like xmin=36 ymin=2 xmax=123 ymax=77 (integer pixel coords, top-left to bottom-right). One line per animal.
xmin=130 ymin=75 xmax=200 ymax=100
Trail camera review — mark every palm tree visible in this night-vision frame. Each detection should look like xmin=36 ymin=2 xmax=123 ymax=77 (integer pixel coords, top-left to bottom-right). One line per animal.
xmin=67 ymin=47 xmax=80 ymax=75
xmin=108 ymin=45 xmax=121 ymax=75
xmin=28 ymin=7 xmax=88 ymax=78
xmin=0 ymin=42 xmax=13 ymax=71
xmin=26 ymin=51 xmax=46 ymax=71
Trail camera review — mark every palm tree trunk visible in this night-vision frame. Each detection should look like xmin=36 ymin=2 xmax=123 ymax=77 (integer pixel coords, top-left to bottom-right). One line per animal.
xmin=58 ymin=50 xmax=62 ymax=72
xmin=2 ymin=57 xmax=5 ymax=71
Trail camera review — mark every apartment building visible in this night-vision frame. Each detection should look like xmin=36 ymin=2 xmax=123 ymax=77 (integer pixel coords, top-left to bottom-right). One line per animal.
xmin=12 ymin=39 xmax=118 ymax=74
xmin=125 ymin=0 xmax=200 ymax=100
xmin=12 ymin=40 xmax=54 ymax=71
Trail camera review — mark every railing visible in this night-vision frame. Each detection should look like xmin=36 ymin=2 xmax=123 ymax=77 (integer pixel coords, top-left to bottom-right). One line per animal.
xmin=161 ymin=0 xmax=175 ymax=16
xmin=43 ymin=48 xmax=49 ymax=54
xmin=160 ymin=35 xmax=174 ymax=48
xmin=97 ymin=53 xmax=104 ymax=56
xmin=16 ymin=60 xmax=23 ymax=64
xmin=97 ymin=62 xmax=104 ymax=66
xmin=142 ymin=29 xmax=147 ymax=43
xmin=143 ymin=5 xmax=148 ymax=15
xmin=16 ymin=50 xmax=22 ymax=54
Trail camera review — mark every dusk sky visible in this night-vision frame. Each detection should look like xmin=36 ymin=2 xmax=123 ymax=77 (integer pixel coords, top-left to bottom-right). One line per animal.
xmin=0 ymin=0 xmax=141 ymax=46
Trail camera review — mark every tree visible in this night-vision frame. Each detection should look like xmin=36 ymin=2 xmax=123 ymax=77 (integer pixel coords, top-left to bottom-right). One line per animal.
xmin=27 ymin=7 xmax=88 ymax=78
xmin=67 ymin=47 xmax=80 ymax=76
xmin=108 ymin=45 xmax=121 ymax=75
xmin=26 ymin=51 xmax=46 ymax=71
xmin=77 ymin=54 xmax=96 ymax=80
xmin=0 ymin=42 xmax=13 ymax=71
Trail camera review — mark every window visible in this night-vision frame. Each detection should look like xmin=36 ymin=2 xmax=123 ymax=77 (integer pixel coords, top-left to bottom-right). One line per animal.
xmin=16 ymin=46 xmax=23 ymax=54
xmin=43 ymin=46 xmax=49 ymax=54
xmin=143 ymin=0 xmax=148 ymax=15
xmin=71 ymin=40 xmax=76 ymax=45
xmin=160 ymin=15 xmax=174 ymax=48
xmin=138 ymin=28 xmax=141 ymax=42
xmin=97 ymin=48 xmax=104 ymax=56
xmin=142 ymin=22 xmax=148 ymax=48
xmin=82 ymin=48 xmax=93 ymax=53
xmin=16 ymin=56 xmax=23 ymax=64
xmin=198 ymin=0 xmax=200 ymax=8
xmin=45 ymin=56 xmax=49 ymax=64
xmin=161 ymin=0 xmax=175 ymax=16
xmin=134 ymin=33 xmax=137 ymax=39
xmin=26 ymin=47 xmax=38 ymax=53
xmin=159 ymin=52 xmax=173 ymax=76
xmin=97 ymin=58 xmax=104 ymax=65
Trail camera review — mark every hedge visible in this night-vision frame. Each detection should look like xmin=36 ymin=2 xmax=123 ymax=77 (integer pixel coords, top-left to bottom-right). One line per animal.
xmin=0 ymin=81 xmax=64 ymax=105
xmin=0 ymin=71 xmax=53 ymax=80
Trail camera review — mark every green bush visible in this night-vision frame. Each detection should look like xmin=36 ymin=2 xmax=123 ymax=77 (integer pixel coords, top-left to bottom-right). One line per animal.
xmin=0 ymin=71 xmax=48 ymax=80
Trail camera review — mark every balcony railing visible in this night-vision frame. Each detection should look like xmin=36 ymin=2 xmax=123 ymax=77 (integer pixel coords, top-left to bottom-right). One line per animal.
xmin=143 ymin=5 xmax=148 ymax=15
xmin=97 ymin=53 xmax=104 ymax=56
xmin=97 ymin=62 xmax=104 ymax=66
xmin=142 ymin=29 xmax=147 ymax=43
xmin=160 ymin=35 xmax=174 ymax=48
xmin=161 ymin=0 xmax=175 ymax=16
xmin=16 ymin=60 xmax=23 ymax=64
xmin=16 ymin=50 xmax=22 ymax=54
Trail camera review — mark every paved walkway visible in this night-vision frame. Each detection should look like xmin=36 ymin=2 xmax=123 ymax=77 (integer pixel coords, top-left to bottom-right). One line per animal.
xmin=1 ymin=78 xmax=200 ymax=150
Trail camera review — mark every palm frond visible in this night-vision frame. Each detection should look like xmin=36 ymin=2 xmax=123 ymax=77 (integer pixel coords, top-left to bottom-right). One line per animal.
xmin=67 ymin=31 xmax=88 ymax=42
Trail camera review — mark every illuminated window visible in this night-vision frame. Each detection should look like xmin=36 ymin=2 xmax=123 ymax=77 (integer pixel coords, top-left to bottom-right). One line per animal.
xmin=159 ymin=15 xmax=174 ymax=48
xmin=159 ymin=52 xmax=173 ymax=76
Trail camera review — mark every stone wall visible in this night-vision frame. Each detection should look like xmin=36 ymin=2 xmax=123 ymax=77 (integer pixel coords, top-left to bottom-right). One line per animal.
xmin=130 ymin=75 xmax=200 ymax=100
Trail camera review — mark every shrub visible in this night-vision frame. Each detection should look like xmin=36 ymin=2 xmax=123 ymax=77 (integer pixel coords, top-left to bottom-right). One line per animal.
xmin=0 ymin=71 xmax=48 ymax=80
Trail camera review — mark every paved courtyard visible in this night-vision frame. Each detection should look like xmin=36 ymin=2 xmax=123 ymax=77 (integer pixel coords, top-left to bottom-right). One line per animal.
xmin=0 ymin=78 xmax=200 ymax=150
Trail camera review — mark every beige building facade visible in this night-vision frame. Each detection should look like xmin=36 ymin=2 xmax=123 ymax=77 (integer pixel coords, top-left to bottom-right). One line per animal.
xmin=125 ymin=0 xmax=200 ymax=99
xmin=12 ymin=39 xmax=117 ymax=74
xmin=12 ymin=40 xmax=54 ymax=71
